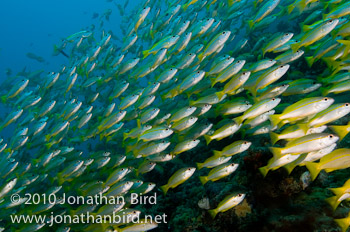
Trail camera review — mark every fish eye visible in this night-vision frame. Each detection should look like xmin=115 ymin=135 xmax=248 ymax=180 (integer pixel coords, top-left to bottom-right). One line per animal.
xmin=244 ymin=141 xmax=247 ymax=144
xmin=192 ymin=139 xmax=196 ymax=142
xmin=238 ymin=193 xmax=242 ymax=196
xmin=285 ymin=33 xmax=289 ymax=36
xmin=346 ymin=103 xmax=349 ymax=107
xmin=272 ymin=98 xmax=276 ymax=100
xmin=170 ymin=68 xmax=173 ymax=70
xmin=165 ymin=128 xmax=169 ymax=131
xmin=189 ymin=53 xmax=192 ymax=56
xmin=148 ymin=183 xmax=152 ymax=186
xmin=121 ymin=168 xmax=125 ymax=171
xmin=227 ymin=57 xmax=230 ymax=60
xmin=222 ymin=31 xmax=226 ymax=34
xmin=329 ymin=20 xmax=333 ymax=23
xmin=270 ymin=59 xmax=273 ymax=62
xmin=143 ymin=7 xmax=146 ymax=9
xmin=133 ymin=58 xmax=137 ymax=60
xmin=197 ymin=71 xmax=200 ymax=74
xmin=187 ymin=168 xmax=191 ymax=170
xmin=172 ymin=35 xmax=176 ymax=38
xmin=280 ymin=65 xmax=284 ymax=68
xmin=133 ymin=211 xmax=137 ymax=214
xmin=329 ymin=134 xmax=333 ymax=138
xmin=324 ymin=98 xmax=328 ymax=101
xmin=207 ymin=18 xmax=210 ymax=21
xmin=243 ymin=72 xmax=246 ymax=75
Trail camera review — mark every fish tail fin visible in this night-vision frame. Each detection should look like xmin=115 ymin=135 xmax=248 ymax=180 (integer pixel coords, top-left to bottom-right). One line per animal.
xmin=329 ymin=125 xmax=350 ymax=141
xmin=295 ymin=0 xmax=306 ymax=12
xmin=197 ymin=53 xmax=205 ymax=62
xmin=53 ymin=44 xmax=60 ymax=56
xmin=325 ymin=196 xmax=341 ymax=211
xmin=259 ymin=166 xmax=269 ymax=177
xmin=99 ymin=133 xmax=104 ymax=141
xmin=204 ymin=135 xmax=212 ymax=145
xmin=269 ymin=114 xmax=282 ymax=127
xmin=305 ymin=56 xmax=314 ymax=67
xmin=199 ymin=176 xmax=208 ymax=185
xmin=234 ymin=116 xmax=244 ymax=125
xmin=160 ymin=184 xmax=169 ymax=195
xmin=169 ymin=88 xmax=178 ymax=98
xmin=287 ymin=5 xmax=295 ymax=14
xmin=137 ymin=119 xmax=141 ymax=128
xmin=4 ymin=148 xmax=12 ymax=154
xmin=322 ymin=13 xmax=328 ymax=20
xmin=269 ymin=147 xmax=284 ymax=160
xmin=196 ymin=162 xmax=204 ymax=170
xmin=329 ymin=187 xmax=346 ymax=197
xmin=150 ymin=29 xmax=155 ymax=40
xmin=210 ymin=78 xmax=217 ymax=88
xmin=337 ymin=39 xmax=350 ymax=46
xmin=247 ymin=20 xmax=254 ymax=29
xmin=123 ymin=132 xmax=129 ymax=141
xmin=337 ymin=40 xmax=350 ymax=57
xmin=302 ymin=24 xmax=313 ymax=32
xmin=269 ymin=132 xmax=280 ymax=145
xmin=322 ymin=57 xmax=339 ymax=70
xmin=106 ymin=136 xmax=113 ymax=142
xmin=334 ymin=217 xmax=350 ymax=232
xmin=57 ymin=174 xmax=64 ymax=186
xmin=189 ymin=100 xmax=197 ymax=106
xmin=206 ymin=3 xmax=211 ymax=11
xmin=215 ymin=91 xmax=226 ymax=101
xmin=305 ymin=162 xmax=321 ymax=181
xmin=284 ymin=163 xmax=296 ymax=175
xmin=0 ymin=96 xmax=7 ymax=104
xmin=320 ymin=86 xmax=329 ymax=96
xmin=213 ymin=150 xmax=221 ymax=157
xmin=297 ymin=123 xmax=309 ymax=134
xmin=290 ymin=43 xmax=299 ymax=53
xmin=45 ymin=135 xmax=50 ymax=142
xmin=45 ymin=142 xmax=54 ymax=150
xmin=208 ymin=209 xmax=218 ymax=219
xmin=142 ymin=49 xmax=150 ymax=59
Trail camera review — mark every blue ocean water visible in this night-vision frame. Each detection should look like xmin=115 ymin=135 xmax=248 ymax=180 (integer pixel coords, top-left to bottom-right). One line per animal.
xmin=0 ymin=0 xmax=136 ymax=83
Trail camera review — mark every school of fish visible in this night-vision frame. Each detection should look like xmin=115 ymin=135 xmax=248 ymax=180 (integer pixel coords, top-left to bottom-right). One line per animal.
xmin=1 ymin=0 xmax=350 ymax=231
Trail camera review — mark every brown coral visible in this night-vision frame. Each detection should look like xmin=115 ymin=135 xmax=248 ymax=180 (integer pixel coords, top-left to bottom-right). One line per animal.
xmin=234 ymin=199 xmax=252 ymax=218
